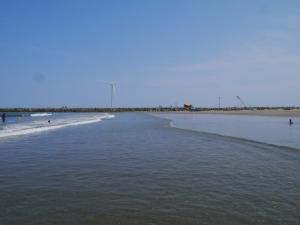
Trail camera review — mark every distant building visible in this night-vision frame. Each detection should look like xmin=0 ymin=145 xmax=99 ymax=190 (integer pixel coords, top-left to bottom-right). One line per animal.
xmin=184 ymin=103 xmax=193 ymax=111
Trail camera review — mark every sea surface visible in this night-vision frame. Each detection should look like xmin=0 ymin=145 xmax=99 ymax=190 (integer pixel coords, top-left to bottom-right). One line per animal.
xmin=0 ymin=112 xmax=114 ymax=138
xmin=156 ymin=113 xmax=300 ymax=149
xmin=0 ymin=112 xmax=299 ymax=225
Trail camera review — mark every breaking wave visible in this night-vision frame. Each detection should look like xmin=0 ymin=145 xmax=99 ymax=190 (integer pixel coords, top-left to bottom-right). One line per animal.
xmin=0 ymin=113 xmax=115 ymax=139
xmin=30 ymin=113 xmax=53 ymax=117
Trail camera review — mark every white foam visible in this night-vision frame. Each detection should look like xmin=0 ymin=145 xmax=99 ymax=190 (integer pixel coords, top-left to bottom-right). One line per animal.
xmin=0 ymin=114 xmax=114 ymax=139
xmin=31 ymin=113 xmax=53 ymax=117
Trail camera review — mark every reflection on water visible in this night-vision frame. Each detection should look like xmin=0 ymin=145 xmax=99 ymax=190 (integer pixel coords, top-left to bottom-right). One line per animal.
xmin=156 ymin=113 xmax=300 ymax=149
xmin=0 ymin=113 xmax=299 ymax=225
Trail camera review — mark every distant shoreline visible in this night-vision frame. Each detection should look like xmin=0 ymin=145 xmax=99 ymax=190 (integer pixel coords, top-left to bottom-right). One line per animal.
xmin=165 ymin=109 xmax=300 ymax=117
xmin=1 ymin=107 xmax=300 ymax=117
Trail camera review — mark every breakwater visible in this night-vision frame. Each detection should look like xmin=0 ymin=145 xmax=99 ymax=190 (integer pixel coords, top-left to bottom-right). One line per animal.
xmin=0 ymin=106 xmax=299 ymax=113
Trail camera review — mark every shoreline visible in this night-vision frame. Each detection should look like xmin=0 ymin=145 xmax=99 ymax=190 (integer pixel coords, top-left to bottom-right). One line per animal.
xmin=1 ymin=107 xmax=300 ymax=117
xmin=158 ymin=109 xmax=300 ymax=117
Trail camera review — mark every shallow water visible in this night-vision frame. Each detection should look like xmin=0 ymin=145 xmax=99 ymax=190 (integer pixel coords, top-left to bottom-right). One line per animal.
xmin=0 ymin=113 xmax=299 ymax=225
xmin=156 ymin=113 xmax=300 ymax=149
xmin=0 ymin=112 xmax=113 ymax=138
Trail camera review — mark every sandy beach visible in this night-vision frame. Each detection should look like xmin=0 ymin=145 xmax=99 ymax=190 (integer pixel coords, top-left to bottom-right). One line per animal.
xmin=200 ymin=109 xmax=300 ymax=117
xmin=156 ymin=109 xmax=300 ymax=117
xmin=196 ymin=109 xmax=300 ymax=117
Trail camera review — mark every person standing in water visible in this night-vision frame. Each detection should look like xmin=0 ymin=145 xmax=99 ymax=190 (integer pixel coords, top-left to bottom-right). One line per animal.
xmin=289 ymin=118 xmax=293 ymax=125
xmin=1 ymin=113 xmax=6 ymax=123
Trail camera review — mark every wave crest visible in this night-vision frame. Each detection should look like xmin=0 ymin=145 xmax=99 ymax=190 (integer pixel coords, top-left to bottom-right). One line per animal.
xmin=30 ymin=113 xmax=53 ymax=117
xmin=0 ymin=113 xmax=114 ymax=139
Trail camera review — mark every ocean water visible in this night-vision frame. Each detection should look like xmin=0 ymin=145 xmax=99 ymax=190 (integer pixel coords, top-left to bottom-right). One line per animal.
xmin=0 ymin=113 xmax=299 ymax=225
xmin=0 ymin=112 xmax=114 ymax=138
xmin=157 ymin=113 xmax=300 ymax=149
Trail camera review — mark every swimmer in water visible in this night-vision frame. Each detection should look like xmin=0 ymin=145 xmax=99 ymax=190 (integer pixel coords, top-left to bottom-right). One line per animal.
xmin=1 ymin=113 xmax=6 ymax=123
xmin=48 ymin=120 xmax=51 ymax=124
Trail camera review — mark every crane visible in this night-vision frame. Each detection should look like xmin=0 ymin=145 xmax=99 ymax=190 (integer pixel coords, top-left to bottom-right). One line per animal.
xmin=236 ymin=96 xmax=247 ymax=108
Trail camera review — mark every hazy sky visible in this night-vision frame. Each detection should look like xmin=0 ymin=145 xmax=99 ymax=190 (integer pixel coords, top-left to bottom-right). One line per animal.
xmin=1 ymin=0 xmax=300 ymax=107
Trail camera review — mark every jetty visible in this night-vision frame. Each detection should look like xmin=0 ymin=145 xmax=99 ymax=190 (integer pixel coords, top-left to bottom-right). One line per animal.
xmin=0 ymin=106 xmax=299 ymax=113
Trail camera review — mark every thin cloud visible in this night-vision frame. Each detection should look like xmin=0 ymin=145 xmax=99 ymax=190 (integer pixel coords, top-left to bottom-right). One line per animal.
xmin=163 ymin=14 xmax=300 ymax=81
xmin=146 ymin=15 xmax=300 ymax=106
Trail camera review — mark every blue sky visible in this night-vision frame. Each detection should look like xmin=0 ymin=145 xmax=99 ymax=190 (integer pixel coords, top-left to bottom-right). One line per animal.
xmin=1 ymin=0 xmax=300 ymax=107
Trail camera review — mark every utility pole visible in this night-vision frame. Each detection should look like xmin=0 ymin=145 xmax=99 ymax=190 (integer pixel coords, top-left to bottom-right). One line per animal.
xmin=218 ymin=96 xmax=221 ymax=109
xmin=110 ymin=84 xmax=113 ymax=109
xmin=99 ymin=81 xmax=116 ymax=109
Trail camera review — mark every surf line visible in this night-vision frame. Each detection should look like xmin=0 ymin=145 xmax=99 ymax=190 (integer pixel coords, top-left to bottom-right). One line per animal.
xmin=0 ymin=114 xmax=115 ymax=138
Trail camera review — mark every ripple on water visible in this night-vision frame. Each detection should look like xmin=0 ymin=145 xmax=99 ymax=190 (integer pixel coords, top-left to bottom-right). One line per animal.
xmin=0 ymin=113 xmax=299 ymax=225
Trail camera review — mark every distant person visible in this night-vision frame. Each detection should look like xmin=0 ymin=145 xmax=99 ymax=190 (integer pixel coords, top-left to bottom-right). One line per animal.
xmin=48 ymin=120 xmax=51 ymax=124
xmin=1 ymin=113 xmax=6 ymax=123
xmin=289 ymin=118 xmax=293 ymax=125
